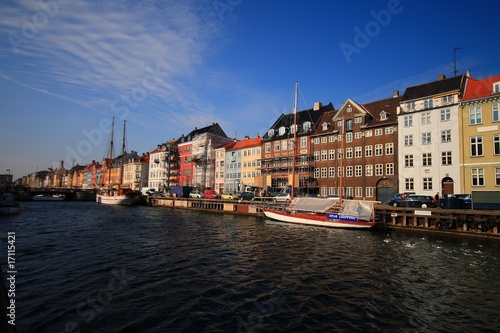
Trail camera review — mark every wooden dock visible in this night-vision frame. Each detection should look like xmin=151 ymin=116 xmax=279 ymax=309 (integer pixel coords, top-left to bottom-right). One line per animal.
xmin=148 ymin=197 xmax=500 ymax=239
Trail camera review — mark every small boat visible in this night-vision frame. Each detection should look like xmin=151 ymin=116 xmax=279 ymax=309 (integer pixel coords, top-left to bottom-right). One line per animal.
xmin=96 ymin=188 xmax=141 ymax=205
xmin=0 ymin=193 xmax=21 ymax=215
xmin=33 ymin=194 xmax=65 ymax=201
xmin=263 ymin=197 xmax=378 ymax=229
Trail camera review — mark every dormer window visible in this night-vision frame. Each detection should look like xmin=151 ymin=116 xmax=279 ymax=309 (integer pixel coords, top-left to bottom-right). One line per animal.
xmin=267 ymin=129 xmax=275 ymax=138
xmin=321 ymin=122 xmax=329 ymax=131
xmin=278 ymin=126 xmax=286 ymax=136
xmin=380 ymin=111 xmax=388 ymax=121
xmin=303 ymin=121 xmax=312 ymax=132
xmin=494 ymin=82 xmax=500 ymax=94
xmin=347 ymin=105 xmax=352 ymax=113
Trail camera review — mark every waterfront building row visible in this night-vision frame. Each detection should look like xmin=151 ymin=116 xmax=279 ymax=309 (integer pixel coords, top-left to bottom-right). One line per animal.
xmin=15 ymin=72 xmax=500 ymax=201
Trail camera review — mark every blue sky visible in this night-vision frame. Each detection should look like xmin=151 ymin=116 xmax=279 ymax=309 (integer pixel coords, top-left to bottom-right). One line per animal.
xmin=1 ymin=0 xmax=499 ymax=180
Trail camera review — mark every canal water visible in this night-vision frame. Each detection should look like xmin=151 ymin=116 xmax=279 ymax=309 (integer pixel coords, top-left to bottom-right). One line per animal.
xmin=1 ymin=201 xmax=500 ymax=332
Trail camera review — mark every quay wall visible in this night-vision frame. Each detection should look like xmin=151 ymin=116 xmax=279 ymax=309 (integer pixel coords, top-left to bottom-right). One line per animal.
xmin=149 ymin=197 xmax=500 ymax=239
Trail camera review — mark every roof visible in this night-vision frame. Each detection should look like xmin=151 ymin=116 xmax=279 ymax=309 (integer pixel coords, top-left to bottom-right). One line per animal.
xmin=262 ymin=102 xmax=334 ymax=142
xmin=176 ymin=123 xmax=228 ymax=144
xmin=362 ymin=95 xmax=402 ymax=127
xmin=462 ymin=75 xmax=500 ymax=102
xmin=227 ymin=136 xmax=262 ymax=151
xmin=401 ymin=74 xmax=466 ymax=102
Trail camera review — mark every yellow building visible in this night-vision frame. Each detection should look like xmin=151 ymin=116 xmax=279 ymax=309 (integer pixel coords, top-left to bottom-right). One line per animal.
xmin=239 ymin=136 xmax=262 ymax=190
xmin=459 ymin=75 xmax=500 ymax=193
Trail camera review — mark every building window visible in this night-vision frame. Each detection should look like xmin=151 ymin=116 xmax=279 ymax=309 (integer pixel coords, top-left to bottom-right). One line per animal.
xmin=470 ymin=136 xmax=483 ymax=157
xmin=329 ymin=135 xmax=335 ymax=142
xmin=338 ymin=166 xmax=344 ymax=177
xmin=355 ymin=116 xmax=362 ymax=123
xmin=365 ymin=165 xmax=373 ymax=176
xmin=442 ymin=151 xmax=452 ymax=165
xmin=278 ymin=126 xmax=286 ymax=135
xmin=404 ymin=115 xmax=413 ymax=127
xmin=321 ymin=137 xmax=327 ymax=143
xmin=365 ymin=130 xmax=372 ymax=137
xmin=493 ymin=104 xmax=499 ymax=122
xmin=314 ymin=168 xmax=320 ymax=178
xmin=423 ymin=177 xmax=433 ymax=190
xmin=346 ymin=148 xmax=353 ymax=159
xmin=375 ymin=164 xmax=383 ymax=176
xmin=421 ymin=112 xmax=431 ymax=124
xmin=471 ymin=168 xmax=484 ymax=186
xmin=405 ymin=178 xmax=414 ymax=191
xmin=329 ymin=149 xmax=335 ymax=160
xmin=441 ymin=109 xmax=451 ymax=122
xmin=380 ymin=111 xmax=388 ymax=121
xmin=365 ymin=145 xmax=372 ymax=157
xmin=338 ymin=149 xmax=343 ymax=159
xmin=366 ymin=187 xmax=374 ymax=197
xmin=385 ymin=142 xmax=394 ymax=155
xmin=423 ymin=153 xmax=432 ymax=166
xmin=404 ymin=135 xmax=413 ymax=146
xmin=386 ymin=163 xmax=394 ymax=175
xmin=355 ymin=132 xmax=362 ymax=139
xmin=385 ymin=127 xmax=393 ymax=134
xmin=346 ymin=119 xmax=353 ymax=131
xmin=406 ymin=101 xmax=415 ymax=111
xmin=314 ymin=151 xmax=320 ymax=161
xmin=346 ymin=132 xmax=353 ymax=143
xmin=375 ymin=129 xmax=383 ymax=136
xmin=321 ymin=168 xmax=327 ymax=178
xmin=469 ymin=107 xmax=482 ymax=125
xmin=321 ymin=150 xmax=327 ymax=160
xmin=329 ymin=167 xmax=335 ymax=178
xmin=494 ymin=82 xmax=500 ymax=93
xmin=424 ymin=98 xmax=433 ymax=109
xmin=288 ymin=139 xmax=294 ymax=150
xmin=442 ymin=95 xmax=453 ymax=104
xmin=375 ymin=144 xmax=383 ymax=156
xmin=405 ymin=154 xmax=413 ymax=167
xmin=441 ymin=129 xmax=451 ymax=143
xmin=355 ymin=165 xmax=362 ymax=177
xmin=281 ymin=140 xmax=287 ymax=150
xmin=422 ymin=132 xmax=431 ymax=145
xmin=355 ymin=146 xmax=362 ymax=158
xmin=346 ymin=166 xmax=353 ymax=177
xmin=274 ymin=141 xmax=280 ymax=151
xmin=496 ymin=167 xmax=500 ymax=186
xmin=303 ymin=121 xmax=312 ymax=132
xmin=313 ymin=138 xmax=320 ymax=144
xmin=301 ymin=137 xmax=307 ymax=148
xmin=495 ymin=134 xmax=500 ymax=155
xmin=355 ymin=187 xmax=363 ymax=197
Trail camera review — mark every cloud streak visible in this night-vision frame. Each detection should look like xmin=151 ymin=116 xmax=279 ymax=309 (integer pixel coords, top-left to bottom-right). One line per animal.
xmin=0 ymin=0 xmax=226 ymax=128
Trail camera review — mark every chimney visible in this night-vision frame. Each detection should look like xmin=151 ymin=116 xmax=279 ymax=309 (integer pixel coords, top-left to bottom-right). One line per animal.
xmin=438 ymin=74 xmax=446 ymax=81
xmin=393 ymin=90 xmax=399 ymax=98
xmin=466 ymin=70 xmax=471 ymax=77
xmin=313 ymin=102 xmax=322 ymax=111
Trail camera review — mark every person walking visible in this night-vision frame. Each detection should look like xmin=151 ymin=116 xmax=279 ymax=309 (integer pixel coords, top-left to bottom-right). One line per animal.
xmin=435 ymin=192 xmax=440 ymax=201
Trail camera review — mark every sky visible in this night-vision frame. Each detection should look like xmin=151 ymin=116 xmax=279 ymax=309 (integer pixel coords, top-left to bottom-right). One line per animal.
xmin=1 ymin=0 xmax=499 ymax=180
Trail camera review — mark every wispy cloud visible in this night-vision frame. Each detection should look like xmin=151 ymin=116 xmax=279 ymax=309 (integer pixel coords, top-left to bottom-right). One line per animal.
xmin=0 ymin=0 xmax=229 ymax=128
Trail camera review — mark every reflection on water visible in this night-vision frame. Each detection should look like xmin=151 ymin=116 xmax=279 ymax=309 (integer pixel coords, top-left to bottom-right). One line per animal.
xmin=2 ymin=201 xmax=500 ymax=332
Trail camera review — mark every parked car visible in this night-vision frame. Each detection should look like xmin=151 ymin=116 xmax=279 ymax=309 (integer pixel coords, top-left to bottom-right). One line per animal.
xmin=388 ymin=192 xmax=415 ymax=204
xmin=239 ymin=192 xmax=255 ymax=201
xmin=203 ymin=189 xmax=219 ymax=199
xmin=221 ymin=193 xmax=239 ymax=200
xmin=274 ymin=193 xmax=291 ymax=202
xmin=451 ymin=194 xmax=472 ymax=209
xmin=189 ymin=191 xmax=204 ymax=198
xmin=389 ymin=194 xmax=437 ymax=208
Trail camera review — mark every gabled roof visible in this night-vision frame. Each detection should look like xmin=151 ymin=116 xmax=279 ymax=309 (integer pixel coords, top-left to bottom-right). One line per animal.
xmin=176 ymin=123 xmax=228 ymax=144
xmin=462 ymin=75 xmax=500 ymax=102
xmin=362 ymin=95 xmax=402 ymax=127
xmin=262 ymin=102 xmax=334 ymax=142
xmin=401 ymin=74 xmax=466 ymax=102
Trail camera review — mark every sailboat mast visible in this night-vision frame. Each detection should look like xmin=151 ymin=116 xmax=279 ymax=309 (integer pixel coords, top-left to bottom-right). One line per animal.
xmin=107 ymin=117 xmax=115 ymax=187
xmin=291 ymin=82 xmax=298 ymax=200
xmin=339 ymin=113 xmax=344 ymax=202
xmin=120 ymin=120 xmax=126 ymax=186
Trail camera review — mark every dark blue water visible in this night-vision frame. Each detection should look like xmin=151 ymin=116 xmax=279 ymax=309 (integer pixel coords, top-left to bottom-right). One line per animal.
xmin=1 ymin=201 xmax=500 ymax=332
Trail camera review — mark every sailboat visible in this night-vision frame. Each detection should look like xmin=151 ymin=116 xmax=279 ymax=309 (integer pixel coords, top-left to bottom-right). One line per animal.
xmin=96 ymin=118 xmax=141 ymax=205
xmin=262 ymin=83 xmax=379 ymax=229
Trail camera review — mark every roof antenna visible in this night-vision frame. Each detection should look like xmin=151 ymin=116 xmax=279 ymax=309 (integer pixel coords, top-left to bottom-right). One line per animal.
xmin=453 ymin=47 xmax=463 ymax=77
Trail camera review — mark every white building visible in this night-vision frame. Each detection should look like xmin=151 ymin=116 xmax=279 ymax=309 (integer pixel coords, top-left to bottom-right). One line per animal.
xmin=397 ymin=73 xmax=468 ymax=196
